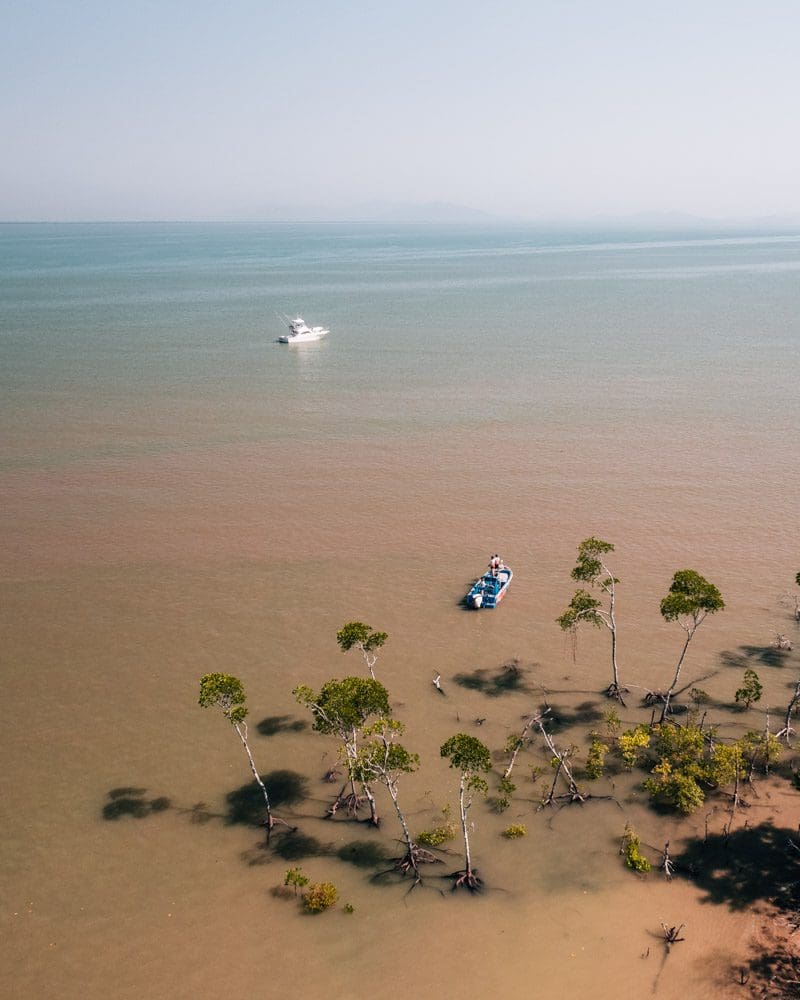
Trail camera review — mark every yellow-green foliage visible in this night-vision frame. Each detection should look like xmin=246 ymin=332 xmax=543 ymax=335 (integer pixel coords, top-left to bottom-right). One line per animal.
xmin=303 ymin=882 xmax=338 ymax=913
xmin=706 ymin=742 xmax=743 ymax=788
xmin=417 ymin=822 xmax=456 ymax=847
xmin=418 ymin=804 xmax=457 ymax=847
xmin=643 ymin=759 xmax=705 ymax=814
xmin=604 ymin=708 xmax=621 ymax=738
xmin=621 ymin=823 xmax=650 ymax=873
xmin=739 ymin=729 xmax=782 ymax=771
xmin=618 ymin=724 xmax=651 ymax=769
xmin=498 ymin=776 xmax=516 ymax=796
xmin=503 ymin=824 xmax=527 ymax=839
xmin=640 ymin=721 xmax=778 ymax=814
xmin=644 ymin=722 xmax=707 ymax=813
xmin=651 ymin=722 xmax=704 ymax=772
xmin=284 ymin=867 xmax=309 ymax=894
xmin=585 ymin=736 xmax=610 ymax=779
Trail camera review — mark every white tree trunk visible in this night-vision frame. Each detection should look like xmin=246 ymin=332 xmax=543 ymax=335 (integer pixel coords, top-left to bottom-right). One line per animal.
xmin=459 ymin=774 xmax=472 ymax=875
xmin=234 ymin=721 xmax=272 ymax=824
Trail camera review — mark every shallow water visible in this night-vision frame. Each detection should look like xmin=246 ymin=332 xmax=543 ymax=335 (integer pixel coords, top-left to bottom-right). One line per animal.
xmin=2 ymin=223 xmax=800 ymax=998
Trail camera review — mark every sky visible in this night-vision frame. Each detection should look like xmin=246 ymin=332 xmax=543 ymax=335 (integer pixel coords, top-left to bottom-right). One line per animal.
xmin=2 ymin=0 xmax=799 ymax=222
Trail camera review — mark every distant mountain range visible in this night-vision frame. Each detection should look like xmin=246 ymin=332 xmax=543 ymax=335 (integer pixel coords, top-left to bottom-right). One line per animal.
xmin=245 ymin=203 xmax=800 ymax=228
xmin=246 ymin=200 xmax=495 ymax=223
xmin=9 ymin=205 xmax=799 ymax=228
xmin=350 ymin=201 xmax=495 ymax=222
xmin=586 ymin=210 xmax=800 ymax=230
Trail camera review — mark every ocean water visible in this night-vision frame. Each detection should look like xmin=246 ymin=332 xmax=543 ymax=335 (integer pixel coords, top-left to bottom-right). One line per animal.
xmin=3 ymin=223 xmax=799 ymax=458
xmin=2 ymin=222 xmax=800 ymax=999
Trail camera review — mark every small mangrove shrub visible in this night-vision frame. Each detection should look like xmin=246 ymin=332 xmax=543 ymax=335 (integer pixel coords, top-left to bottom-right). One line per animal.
xmin=643 ymin=759 xmax=705 ymax=814
xmin=491 ymin=774 xmax=517 ymax=812
xmin=585 ymin=736 xmax=610 ymax=779
xmin=618 ymin=724 xmax=651 ymax=769
xmin=503 ymin=824 xmax=527 ymax=839
xmin=528 ymin=764 xmax=544 ymax=784
xmin=621 ymin=824 xmax=650 ymax=873
xmin=498 ymin=775 xmax=516 ymax=796
xmin=417 ymin=825 xmax=456 ymax=846
xmin=643 ymin=722 xmax=707 ymax=813
xmin=303 ymin=882 xmax=338 ymax=913
xmin=740 ymin=729 xmax=782 ymax=772
xmin=639 ymin=720 xmax=780 ymax=814
xmin=735 ymin=669 xmax=763 ymax=710
xmin=342 ymin=903 xmax=355 ymax=914
xmin=417 ymin=805 xmax=457 ymax=847
xmin=604 ymin=707 xmax=621 ymax=738
xmin=284 ymin=867 xmax=309 ymax=894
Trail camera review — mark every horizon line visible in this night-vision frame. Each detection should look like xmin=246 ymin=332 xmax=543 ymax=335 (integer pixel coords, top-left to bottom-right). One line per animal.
xmin=3 ymin=216 xmax=800 ymax=228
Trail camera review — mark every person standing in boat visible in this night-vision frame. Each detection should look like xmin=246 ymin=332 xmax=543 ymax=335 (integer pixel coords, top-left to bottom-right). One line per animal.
xmin=489 ymin=554 xmax=500 ymax=577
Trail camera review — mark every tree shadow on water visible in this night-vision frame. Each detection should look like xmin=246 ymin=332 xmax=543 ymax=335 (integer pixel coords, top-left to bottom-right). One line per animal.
xmin=548 ymin=701 xmax=605 ymax=730
xmin=721 ymin=646 xmax=794 ymax=670
xmin=225 ymin=771 xmax=309 ymax=827
xmin=678 ymin=822 xmax=800 ymax=995
xmin=256 ymin=715 xmax=308 ymax=736
xmin=453 ymin=659 xmax=533 ymax=698
xmin=336 ymin=839 xmax=394 ymax=869
xmin=240 ymin=829 xmax=333 ymax=866
xmin=677 ymin=822 xmax=800 ymax=912
xmin=102 ymin=788 xmax=172 ymax=821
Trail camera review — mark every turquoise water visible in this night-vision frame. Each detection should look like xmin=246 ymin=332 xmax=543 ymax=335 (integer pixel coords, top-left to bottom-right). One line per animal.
xmin=2 ymin=222 xmax=799 ymax=466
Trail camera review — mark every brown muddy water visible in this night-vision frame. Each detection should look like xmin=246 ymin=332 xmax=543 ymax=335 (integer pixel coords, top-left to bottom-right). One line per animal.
xmin=2 ymin=224 xmax=800 ymax=998
xmin=3 ymin=424 xmax=800 ymax=1000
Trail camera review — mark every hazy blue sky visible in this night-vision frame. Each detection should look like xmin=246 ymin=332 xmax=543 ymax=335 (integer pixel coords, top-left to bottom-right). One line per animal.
xmin=2 ymin=0 xmax=798 ymax=221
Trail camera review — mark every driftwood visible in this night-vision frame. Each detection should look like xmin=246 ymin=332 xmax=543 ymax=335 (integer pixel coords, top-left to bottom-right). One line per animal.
xmin=660 ymin=922 xmax=686 ymax=948
xmin=776 ymin=680 xmax=800 ymax=744
xmin=629 ymin=671 xmax=717 ymax=716
xmin=659 ymin=841 xmax=675 ymax=881
xmin=537 ymin=718 xmax=586 ymax=805
xmin=503 ymin=708 xmax=550 ymax=782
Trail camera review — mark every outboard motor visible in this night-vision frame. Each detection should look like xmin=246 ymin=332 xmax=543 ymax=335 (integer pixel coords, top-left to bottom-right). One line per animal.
xmin=472 ymin=592 xmax=483 ymax=608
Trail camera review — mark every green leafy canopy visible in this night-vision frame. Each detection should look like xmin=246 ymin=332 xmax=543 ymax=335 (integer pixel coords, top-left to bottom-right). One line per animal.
xmin=735 ymin=668 xmax=763 ymax=708
xmin=293 ymin=676 xmax=391 ymax=734
xmin=354 ymin=739 xmax=419 ymax=783
xmin=198 ymin=673 xmax=248 ymax=725
xmin=440 ymin=733 xmax=492 ymax=785
xmin=659 ymin=569 xmax=724 ymax=623
xmin=557 ymin=588 xmax=603 ymax=631
xmin=571 ymin=537 xmax=616 ymax=585
xmin=336 ymin=621 xmax=388 ymax=654
xmin=357 ymin=717 xmax=419 ymax=777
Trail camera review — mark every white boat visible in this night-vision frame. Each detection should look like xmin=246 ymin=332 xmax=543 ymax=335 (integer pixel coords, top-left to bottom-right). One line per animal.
xmin=278 ymin=316 xmax=329 ymax=343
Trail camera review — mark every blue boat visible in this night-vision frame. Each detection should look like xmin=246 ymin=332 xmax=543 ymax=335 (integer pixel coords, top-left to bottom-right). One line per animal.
xmin=466 ymin=559 xmax=513 ymax=609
